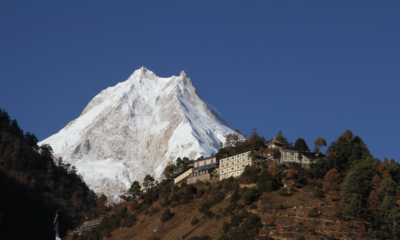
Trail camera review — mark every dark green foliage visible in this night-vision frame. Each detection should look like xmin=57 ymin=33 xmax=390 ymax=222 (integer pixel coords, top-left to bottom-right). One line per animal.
xmin=171 ymin=193 xmax=180 ymax=202
xmin=345 ymin=196 xmax=364 ymax=217
xmin=257 ymin=169 xmax=276 ymax=192
xmin=80 ymin=208 xmax=137 ymax=240
xmin=241 ymin=166 xmax=259 ymax=183
xmin=230 ymin=188 xmax=241 ymax=203
xmin=160 ymin=196 xmax=172 ymax=207
xmin=242 ymin=191 xmax=256 ymax=205
xmin=377 ymin=177 xmax=397 ymax=199
xmin=0 ymin=109 xmax=98 ymax=240
xmin=298 ymin=236 xmax=306 ymax=240
xmin=186 ymin=184 xmax=197 ymax=195
xmin=160 ymin=208 xmax=173 ymax=222
xmin=143 ymin=174 xmax=155 ymax=192
xmin=341 ymin=159 xmax=375 ymax=204
xmin=230 ymin=214 xmax=244 ymax=227
xmin=199 ymin=201 xmax=213 ymax=217
xmin=128 ymin=181 xmax=141 ymax=199
xmin=223 ymin=221 xmax=231 ymax=233
xmin=294 ymin=138 xmax=310 ymax=152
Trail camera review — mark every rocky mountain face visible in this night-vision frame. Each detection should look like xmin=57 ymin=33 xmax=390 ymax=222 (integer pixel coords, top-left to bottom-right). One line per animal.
xmin=40 ymin=67 xmax=237 ymax=200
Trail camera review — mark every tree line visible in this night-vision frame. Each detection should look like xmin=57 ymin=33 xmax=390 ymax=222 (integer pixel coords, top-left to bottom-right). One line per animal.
xmin=0 ymin=109 xmax=99 ymax=240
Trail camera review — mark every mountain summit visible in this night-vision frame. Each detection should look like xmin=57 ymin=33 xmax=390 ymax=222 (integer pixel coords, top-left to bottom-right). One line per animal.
xmin=40 ymin=68 xmax=238 ymax=199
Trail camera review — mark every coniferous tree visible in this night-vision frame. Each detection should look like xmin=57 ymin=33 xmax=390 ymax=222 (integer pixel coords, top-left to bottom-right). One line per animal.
xmin=341 ymin=159 xmax=375 ymax=204
xmin=143 ymin=174 xmax=155 ymax=192
xmin=128 ymin=181 xmax=141 ymax=200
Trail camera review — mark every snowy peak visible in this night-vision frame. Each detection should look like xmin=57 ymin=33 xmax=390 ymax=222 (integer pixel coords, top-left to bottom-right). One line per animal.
xmin=40 ymin=67 xmax=238 ymax=200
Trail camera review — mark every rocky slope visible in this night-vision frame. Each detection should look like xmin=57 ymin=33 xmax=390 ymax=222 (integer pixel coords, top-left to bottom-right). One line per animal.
xmin=40 ymin=67 xmax=237 ymax=200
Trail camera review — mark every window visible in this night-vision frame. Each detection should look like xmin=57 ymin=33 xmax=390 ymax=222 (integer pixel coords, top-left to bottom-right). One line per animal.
xmin=237 ymin=166 xmax=240 ymax=169
xmin=221 ymin=170 xmax=224 ymax=173
xmin=232 ymin=157 xmax=234 ymax=160
xmin=291 ymin=158 xmax=293 ymax=160
xmin=291 ymin=152 xmax=294 ymax=156
xmin=248 ymin=152 xmax=250 ymax=155
xmin=231 ymin=167 xmax=234 ymax=170
xmin=242 ymin=153 xmax=244 ymax=156
xmin=237 ymin=155 xmax=239 ymax=158
xmin=284 ymin=157 xmax=287 ymax=160
xmin=233 ymin=172 xmax=235 ymax=176
xmin=221 ymin=160 xmax=224 ymax=163
xmin=222 ymin=164 xmax=224 ymax=167
xmin=227 ymin=169 xmax=229 ymax=172
xmin=237 ymin=171 xmax=239 ymax=175
xmin=242 ymin=165 xmax=245 ymax=168
xmin=237 ymin=161 xmax=239 ymax=164
xmin=227 ymin=158 xmax=229 ymax=161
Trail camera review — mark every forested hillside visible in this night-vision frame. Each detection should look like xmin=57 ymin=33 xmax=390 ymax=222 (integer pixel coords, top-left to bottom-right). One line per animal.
xmin=70 ymin=129 xmax=400 ymax=240
xmin=0 ymin=109 xmax=99 ymax=240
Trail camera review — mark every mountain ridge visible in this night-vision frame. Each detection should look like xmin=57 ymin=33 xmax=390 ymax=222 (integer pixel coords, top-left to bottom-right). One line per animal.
xmin=39 ymin=67 xmax=239 ymax=200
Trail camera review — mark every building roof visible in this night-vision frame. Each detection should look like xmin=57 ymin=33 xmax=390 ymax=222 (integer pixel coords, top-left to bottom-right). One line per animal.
xmin=219 ymin=150 xmax=252 ymax=159
xmin=281 ymin=149 xmax=316 ymax=154
xmin=265 ymin=138 xmax=284 ymax=146
xmin=194 ymin=156 xmax=217 ymax=162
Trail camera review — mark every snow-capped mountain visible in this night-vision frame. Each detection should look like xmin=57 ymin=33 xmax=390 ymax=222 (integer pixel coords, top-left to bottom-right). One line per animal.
xmin=40 ymin=67 xmax=238 ymax=200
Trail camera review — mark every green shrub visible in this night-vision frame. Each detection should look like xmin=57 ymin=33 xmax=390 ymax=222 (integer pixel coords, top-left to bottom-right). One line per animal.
xmin=160 ymin=208 xmax=173 ymax=222
xmin=230 ymin=214 xmax=244 ymax=227
xmin=199 ymin=201 xmax=213 ymax=217
xmin=230 ymin=188 xmax=241 ymax=203
xmin=181 ymin=182 xmax=188 ymax=188
xmin=223 ymin=221 xmax=231 ymax=233
xmin=298 ymin=236 xmax=305 ymax=240
xmin=173 ymin=185 xmax=179 ymax=192
xmin=171 ymin=193 xmax=180 ymax=202
xmin=186 ymin=184 xmax=197 ymax=195
xmin=123 ymin=214 xmax=137 ymax=228
xmin=242 ymin=191 xmax=256 ymax=205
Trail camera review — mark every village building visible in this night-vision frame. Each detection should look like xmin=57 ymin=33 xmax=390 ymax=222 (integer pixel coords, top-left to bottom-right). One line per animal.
xmin=264 ymin=138 xmax=318 ymax=168
xmin=187 ymin=156 xmax=218 ymax=184
xmin=173 ymin=166 xmax=194 ymax=185
xmin=193 ymin=156 xmax=218 ymax=171
xmin=219 ymin=150 xmax=252 ymax=180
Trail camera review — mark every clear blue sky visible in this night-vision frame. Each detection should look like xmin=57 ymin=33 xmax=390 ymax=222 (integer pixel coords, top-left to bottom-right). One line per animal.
xmin=1 ymin=1 xmax=399 ymax=161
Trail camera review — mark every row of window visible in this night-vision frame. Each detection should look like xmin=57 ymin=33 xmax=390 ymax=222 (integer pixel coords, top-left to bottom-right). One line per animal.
xmin=283 ymin=157 xmax=311 ymax=161
xmin=220 ymin=152 xmax=250 ymax=163
xmin=221 ymin=171 xmax=242 ymax=179
xmin=194 ymin=158 xmax=216 ymax=167
xmin=220 ymin=159 xmax=249 ymax=168
xmin=220 ymin=163 xmax=250 ymax=173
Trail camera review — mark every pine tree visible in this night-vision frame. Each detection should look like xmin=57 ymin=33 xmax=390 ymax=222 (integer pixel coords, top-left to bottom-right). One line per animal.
xmin=378 ymin=177 xmax=397 ymax=200
xmin=345 ymin=195 xmax=364 ymax=217
xmin=128 ymin=181 xmax=141 ymax=199
xmin=341 ymin=160 xmax=375 ymax=204
xmin=143 ymin=174 xmax=155 ymax=192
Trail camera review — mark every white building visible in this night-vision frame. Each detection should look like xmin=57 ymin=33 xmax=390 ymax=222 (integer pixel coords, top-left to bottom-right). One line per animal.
xmin=219 ymin=151 xmax=252 ymax=180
